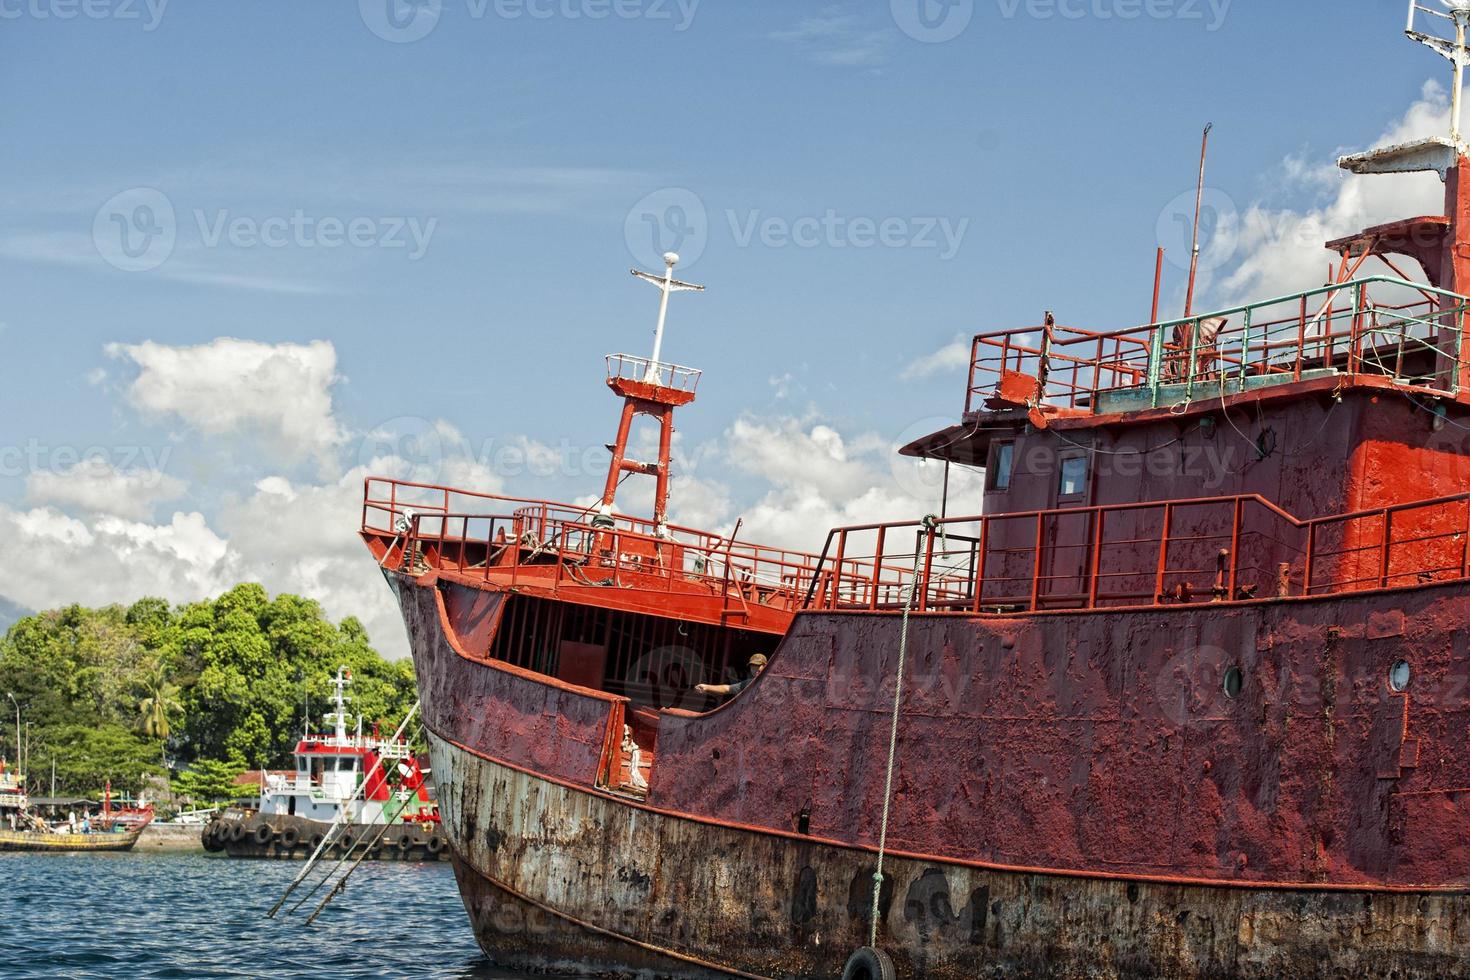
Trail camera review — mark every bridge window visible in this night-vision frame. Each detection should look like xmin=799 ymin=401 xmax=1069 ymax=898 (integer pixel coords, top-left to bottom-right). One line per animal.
xmin=1058 ymin=455 xmax=1088 ymax=498
xmin=1389 ymin=659 xmax=1411 ymax=693
xmin=989 ymin=442 xmax=1014 ymax=491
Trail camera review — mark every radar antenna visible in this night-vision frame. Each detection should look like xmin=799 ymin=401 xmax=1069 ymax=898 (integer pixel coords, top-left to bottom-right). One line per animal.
xmin=1407 ymin=1 xmax=1470 ymax=143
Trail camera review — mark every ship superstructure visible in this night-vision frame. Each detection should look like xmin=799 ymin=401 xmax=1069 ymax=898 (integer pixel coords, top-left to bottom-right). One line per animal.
xmin=359 ymin=11 xmax=1470 ymax=978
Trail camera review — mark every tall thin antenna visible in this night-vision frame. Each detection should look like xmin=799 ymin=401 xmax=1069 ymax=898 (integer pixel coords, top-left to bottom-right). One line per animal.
xmin=1407 ymin=1 xmax=1470 ymax=143
xmin=1184 ymin=123 xmax=1213 ymax=319
xmin=630 ymin=252 xmax=705 ymax=383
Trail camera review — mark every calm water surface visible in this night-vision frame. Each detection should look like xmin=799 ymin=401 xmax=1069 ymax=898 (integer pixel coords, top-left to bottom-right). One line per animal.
xmin=0 ymin=851 xmax=568 ymax=979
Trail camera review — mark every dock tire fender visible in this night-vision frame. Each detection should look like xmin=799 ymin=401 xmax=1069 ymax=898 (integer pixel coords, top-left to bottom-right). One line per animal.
xmin=339 ymin=833 xmax=355 ymax=852
xmin=395 ymin=834 xmax=413 ymax=851
xmin=426 ymin=835 xmax=445 ymax=855
xmin=842 ymin=947 xmax=896 ymax=980
xmin=252 ymin=823 xmax=274 ymax=846
xmin=310 ymin=833 xmax=325 ymax=850
xmin=279 ymin=827 xmax=300 ymax=849
xmin=227 ymin=821 xmax=247 ymax=843
xmin=202 ymin=825 xmax=225 ymax=852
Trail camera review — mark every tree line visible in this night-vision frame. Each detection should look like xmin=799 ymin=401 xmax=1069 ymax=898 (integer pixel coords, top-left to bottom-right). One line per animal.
xmin=0 ymin=583 xmax=417 ymax=801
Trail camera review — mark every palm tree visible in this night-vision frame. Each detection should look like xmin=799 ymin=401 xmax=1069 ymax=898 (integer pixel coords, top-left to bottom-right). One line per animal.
xmin=137 ymin=667 xmax=181 ymax=769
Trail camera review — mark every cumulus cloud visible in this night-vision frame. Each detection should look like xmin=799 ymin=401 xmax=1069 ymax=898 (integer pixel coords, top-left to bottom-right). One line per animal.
xmin=902 ymin=337 xmax=972 ymax=380
xmin=1208 ymin=81 xmax=1453 ymax=308
xmin=25 ymin=459 xmax=186 ymax=521
xmin=106 ymin=338 xmax=346 ymax=471
xmin=670 ymin=412 xmax=983 ymax=554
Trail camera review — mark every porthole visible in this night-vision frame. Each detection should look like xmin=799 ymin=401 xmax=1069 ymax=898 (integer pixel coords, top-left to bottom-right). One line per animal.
xmin=1389 ymin=659 xmax=1412 ymax=693
xmin=1223 ymin=666 xmax=1243 ymax=700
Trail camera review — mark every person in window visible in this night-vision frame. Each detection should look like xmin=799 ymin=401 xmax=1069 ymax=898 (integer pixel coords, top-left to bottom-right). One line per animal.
xmin=696 ymin=654 xmax=767 ymax=700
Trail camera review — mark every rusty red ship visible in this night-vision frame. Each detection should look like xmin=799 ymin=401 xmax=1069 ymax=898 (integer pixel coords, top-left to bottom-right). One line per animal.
xmin=361 ymin=15 xmax=1470 ymax=979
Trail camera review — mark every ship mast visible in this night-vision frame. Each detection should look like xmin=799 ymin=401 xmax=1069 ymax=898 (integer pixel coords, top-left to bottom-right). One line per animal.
xmin=1407 ymin=1 xmax=1470 ymax=143
xmin=598 ymin=252 xmax=705 ymax=538
xmin=325 ymin=666 xmax=352 ymax=745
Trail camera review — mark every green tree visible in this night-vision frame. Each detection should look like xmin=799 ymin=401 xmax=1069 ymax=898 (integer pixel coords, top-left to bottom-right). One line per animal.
xmin=172 ymin=759 xmax=246 ymax=805
xmin=136 ymin=665 xmax=182 ymax=767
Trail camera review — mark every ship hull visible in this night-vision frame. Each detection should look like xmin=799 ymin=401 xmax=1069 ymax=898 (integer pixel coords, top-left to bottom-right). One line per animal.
xmin=201 ymin=809 xmax=447 ymax=861
xmin=395 ymin=566 xmax=1470 ymax=977
xmin=0 ymin=828 xmax=144 ymax=853
xmin=430 ymin=734 xmax=1470 ymax=980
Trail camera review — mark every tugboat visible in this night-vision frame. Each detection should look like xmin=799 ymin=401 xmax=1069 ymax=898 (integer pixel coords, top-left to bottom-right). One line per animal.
xmin=360 ymin=11 xmax=1470 ymax=980
xmin=202 ymin=668 xmax=445 ymax=861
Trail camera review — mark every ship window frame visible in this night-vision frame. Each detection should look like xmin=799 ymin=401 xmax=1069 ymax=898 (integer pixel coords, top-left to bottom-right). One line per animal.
xmin=989 ymin=441 xmax=1015 ymax=492
xmin=1389 ymin=659 xmax=1411 ymax=693
xmin=1223 ymin=665 xmax=1244 ymax=700
xmin=1057 ymin=453 xmax=1088 ymax=499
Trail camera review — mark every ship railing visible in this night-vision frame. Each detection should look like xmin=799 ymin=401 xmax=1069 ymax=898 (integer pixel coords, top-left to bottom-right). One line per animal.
xmin=363 ymin=477 xmax=844 ymax=610
xmin=967 ymin=276 xmax=1470 ymax=413
xmin=806 ymin=495 xmax=1304 ymax=614
xmin=606 ymin=353 xmax=702 ymax=392
xmin=264 ymin=775 xmax=318 ymax=795
xmin=808 ymin=487 xmax=1470 ymax=613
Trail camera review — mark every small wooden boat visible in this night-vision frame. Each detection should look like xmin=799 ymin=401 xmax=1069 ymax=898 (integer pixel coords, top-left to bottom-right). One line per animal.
xmin=0 ymin=824 xmax=147 ymax=853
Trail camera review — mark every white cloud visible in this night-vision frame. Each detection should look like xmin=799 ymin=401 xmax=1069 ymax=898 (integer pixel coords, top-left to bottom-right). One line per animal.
xmin=106 ymin=338 xmax=346 ymax=471
xmin=671 ymin=412 xmax=983 ymax=555
xmin=902 ymin=337 xmax=971 ymax=380
xmin=1208 ymin=81 xmax=1452 ymax=308
xmin=25 ymin=460 xmax=186 ymax=521
xmin=0 ymin=507 xmax=233 ymax=613
xmin=770 ymin=7 xmax=889 ymax=68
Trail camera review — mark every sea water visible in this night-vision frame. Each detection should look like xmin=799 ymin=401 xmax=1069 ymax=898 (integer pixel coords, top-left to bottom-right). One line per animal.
xmin=0 ymin=851 xmax=556 ymax=979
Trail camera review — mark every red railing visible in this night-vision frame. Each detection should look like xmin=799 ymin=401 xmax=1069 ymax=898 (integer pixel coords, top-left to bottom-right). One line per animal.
xmin=967 ymin=277 xmax=1470 ymax=413
xmin=808 ymin=489 xmax=1470 ymax=614
xmin=362 ymin=478 xmax=844 ymax=611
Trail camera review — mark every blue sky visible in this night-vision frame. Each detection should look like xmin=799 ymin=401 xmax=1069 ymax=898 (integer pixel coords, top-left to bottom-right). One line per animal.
xmin=0 ymin=0 xmax=1453 ymax=652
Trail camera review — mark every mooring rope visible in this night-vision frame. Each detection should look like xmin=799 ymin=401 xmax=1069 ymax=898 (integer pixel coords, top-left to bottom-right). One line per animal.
xmin=869 ymin=514 xmax=938 ymax=949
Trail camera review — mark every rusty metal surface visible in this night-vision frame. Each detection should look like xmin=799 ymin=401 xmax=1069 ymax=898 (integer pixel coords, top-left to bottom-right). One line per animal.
xmin=430 ymin=736 xmax=1470 ymax=979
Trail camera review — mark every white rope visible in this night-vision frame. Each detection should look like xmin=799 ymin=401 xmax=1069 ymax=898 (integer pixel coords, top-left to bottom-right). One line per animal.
xmin=869 ymin=514 xmax=937 ymax=948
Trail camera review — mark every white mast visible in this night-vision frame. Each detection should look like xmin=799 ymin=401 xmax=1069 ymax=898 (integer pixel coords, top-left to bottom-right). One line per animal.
xmin=1408 ymin=1 xmax=1470 ymax=144
xmin=630 ymin=252 xmax=705 ymax=384
xmin=326 ymin=666 xmax=352 ymax=744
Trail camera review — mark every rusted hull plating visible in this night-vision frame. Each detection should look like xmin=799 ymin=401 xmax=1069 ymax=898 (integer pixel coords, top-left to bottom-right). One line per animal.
xmin=430 ymin=737 xmax=1470 ymax=979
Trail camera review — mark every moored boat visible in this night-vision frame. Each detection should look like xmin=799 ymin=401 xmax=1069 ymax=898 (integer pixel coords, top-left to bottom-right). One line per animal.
xmin=202 ymin=667 xmax=445 ymax=861
xmin=361 ymin=12 xmax=1470 ymax=980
